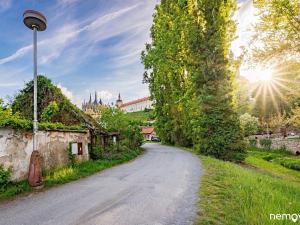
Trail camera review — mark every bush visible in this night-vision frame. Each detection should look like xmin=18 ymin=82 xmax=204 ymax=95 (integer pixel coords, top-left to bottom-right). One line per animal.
xmin=249 ymin=139 xmax=257 ymax=147
xmin=41 ymin=101 xmax=59 ymax=122
xmin=0 ymin=165 xmax=11 ymax=191
xmin=239 ymin=113 xmax=259 ymax=137
xmin=259 ymin=139 xmax=272 ymax=150
xmin=89 ymin=147 xmax=104 ymax=160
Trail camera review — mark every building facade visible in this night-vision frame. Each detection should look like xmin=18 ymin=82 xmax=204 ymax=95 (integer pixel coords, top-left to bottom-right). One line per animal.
xmin=116 ymin=94 xmax=153 ymax=113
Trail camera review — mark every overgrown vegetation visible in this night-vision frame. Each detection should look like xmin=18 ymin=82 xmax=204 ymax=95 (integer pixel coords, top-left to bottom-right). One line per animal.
xmin=0 ymin=165 xmax=11 ymax=192
xmin=126 ymin=109 xmax=155 ymax=125
xmin=0 ymin=76 xmax=98 ymax=131
xmin=11 ymin=75 xmax=98 ymax=129
xmin=239 ymin=113 xmax=259 ymax=137
xmin=142 ymin=0 xmax=246 ymax=162
xmin=98 ymin=107 xmax=144 ymax=150
xmin=194 ymin=148 xmax=300 ymax=225
xmin=259 ymin=139 xmax=272 ymax=150
xmin=248 ymin=148 xmax=300 ymax=173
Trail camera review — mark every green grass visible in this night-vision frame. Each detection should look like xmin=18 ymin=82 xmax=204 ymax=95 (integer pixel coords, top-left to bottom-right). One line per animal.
xmin=126 ymin=110 xmax=154 ymax=122
xmin=193 ymin=148 xmax=300 ymax=225
xmin=0 ymin=148 xmax=143 ymax=201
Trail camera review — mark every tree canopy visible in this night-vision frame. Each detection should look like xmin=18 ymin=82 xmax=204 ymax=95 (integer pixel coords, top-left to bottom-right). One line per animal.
xmin=142 ymin=0 xmax=246 ymax=162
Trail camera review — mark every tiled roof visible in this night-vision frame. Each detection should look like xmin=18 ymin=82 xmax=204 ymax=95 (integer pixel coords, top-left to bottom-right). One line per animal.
xmin=121 ymin=96 xmax=150 ymax=108
xmin=142 ymin=127 xmax=155 ymax=134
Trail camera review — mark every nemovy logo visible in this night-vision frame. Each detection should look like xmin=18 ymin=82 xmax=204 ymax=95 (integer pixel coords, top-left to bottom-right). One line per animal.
xmin=270 ymin=213 xmax=300 ymax=223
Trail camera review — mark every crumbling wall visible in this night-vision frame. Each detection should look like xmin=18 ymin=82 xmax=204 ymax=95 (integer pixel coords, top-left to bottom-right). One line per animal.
xmin=0 ymin=128 xmax=90 ymax=181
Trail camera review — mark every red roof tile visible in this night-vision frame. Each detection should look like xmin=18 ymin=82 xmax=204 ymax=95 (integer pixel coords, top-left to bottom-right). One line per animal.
xmin=142 ymin=127 xmax=155 ymax=134
xmin=121 ymin=96 xmax=150 ymax=108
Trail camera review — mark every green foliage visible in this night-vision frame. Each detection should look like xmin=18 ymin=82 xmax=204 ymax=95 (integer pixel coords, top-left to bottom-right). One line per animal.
xmin=0 ymin=108 xmax=32 ymax=129
xmin=41 ymin=101 xmax=59 ymax=122
xmin=289 ymin=106 xmax=300 ymax=129
xmin=98 ymin=107 xmax=143 ymax=150
xmin=259 ymin=139 xmax=272 ymax=150
xmin=251 ymin=0 xmax=300 ymax=63
xmin=89 ymin=147 xmax=104 ymax=160
xmin=239 ymin=113 xmax=259 ymax=136
xmin=11 ymin=75 xmax=97 ymax=129
xmin=249 ymin=139 xmax=257 ymax=147
xmin=142 ymin=0 xmax=246 ymax=161
xmin=126 ymin=110 xmax=155 ymax=124
xmin=68 ymin=144 xmax=76 ymax=167
xmin=38 ymin=122 xmax=83 ymax=131
xmin=0 ymin=165 xmax=11 ymax=191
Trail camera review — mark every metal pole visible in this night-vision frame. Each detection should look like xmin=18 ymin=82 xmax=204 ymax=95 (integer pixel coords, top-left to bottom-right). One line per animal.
xmin=33 ymin=26 xmax=38 ymax=152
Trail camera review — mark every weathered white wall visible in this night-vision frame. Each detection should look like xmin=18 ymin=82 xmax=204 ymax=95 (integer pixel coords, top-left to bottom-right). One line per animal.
xmin=0 ymin=128 xmax=90 ymax=181
xmin=121 ymin=99 xmax=153 ymax=112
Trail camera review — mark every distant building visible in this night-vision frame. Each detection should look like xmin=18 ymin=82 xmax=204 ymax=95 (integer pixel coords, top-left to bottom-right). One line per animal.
xmin=82 ymin=92 xmax=104 ymax=117
xmin=116 ymin=94 xmax=153 ymax=112
xmin=142 ymin=127 xmax=155 ymax=140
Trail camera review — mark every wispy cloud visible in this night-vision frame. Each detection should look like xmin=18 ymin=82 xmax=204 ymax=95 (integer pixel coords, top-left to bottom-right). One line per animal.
xmin=0 ymin=3 xmax=140 ymax=65
xmin=0 ymin=0 xmax=158 ymax=105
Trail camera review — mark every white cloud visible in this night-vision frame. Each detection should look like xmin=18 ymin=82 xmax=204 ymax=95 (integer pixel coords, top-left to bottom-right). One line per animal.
xmin=0 ymin=4 xmax=140 ymax=65
xmin=56 ymin=83 xmax=73 ymax=100
xmin=97 ymin=90 xmax=113 ymax=101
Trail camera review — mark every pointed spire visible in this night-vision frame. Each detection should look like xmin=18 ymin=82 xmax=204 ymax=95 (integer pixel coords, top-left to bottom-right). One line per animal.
xmin=118 ymin=93 xmax=121 ymax=101
xmin=94 ymin=91 xmax=98 ymax=105
xmin=99 ymin=98 xmax=103 ymax=105
xmin=89 ymin=93 xmax=92 ymax=104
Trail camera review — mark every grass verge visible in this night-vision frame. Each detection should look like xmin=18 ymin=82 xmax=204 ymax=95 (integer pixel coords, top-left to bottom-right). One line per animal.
xmin=0 ymin=148 xmax=143 ymax=201
xmin=192 ymin=149 xmax=300 ymax=225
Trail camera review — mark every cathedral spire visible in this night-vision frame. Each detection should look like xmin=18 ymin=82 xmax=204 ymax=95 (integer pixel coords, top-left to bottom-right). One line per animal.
xmin=89 ymin=93 xmax=92 ymax=104
xmin=94 ymin=91 xmax=98 ymax=105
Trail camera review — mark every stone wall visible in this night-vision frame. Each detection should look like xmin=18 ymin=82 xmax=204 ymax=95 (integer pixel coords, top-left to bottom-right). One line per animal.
xmin=250 ymin=135 xmax=300 ymax=154
xmin=0 ymin=128 xmax=90 ymax=181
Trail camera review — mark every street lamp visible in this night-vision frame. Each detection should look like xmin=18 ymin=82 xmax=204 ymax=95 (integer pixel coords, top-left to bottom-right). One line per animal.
xmin=23 ymin=10 xmax=47 ymax=188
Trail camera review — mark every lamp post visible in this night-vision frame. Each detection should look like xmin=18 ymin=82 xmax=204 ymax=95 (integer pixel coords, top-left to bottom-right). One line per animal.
xmin=23 ymin=10 xmax=47 ymax=188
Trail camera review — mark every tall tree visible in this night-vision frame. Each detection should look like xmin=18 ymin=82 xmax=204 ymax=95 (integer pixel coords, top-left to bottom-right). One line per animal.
xmin=143 ymin=0 xmax=246 ymax=161
xmin=189 ymin=0 xmax=246 ymax=161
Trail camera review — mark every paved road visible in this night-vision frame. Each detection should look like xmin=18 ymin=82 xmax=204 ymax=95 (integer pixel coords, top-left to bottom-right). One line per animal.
xmin=0 ymin=144 xmax=201 ymax=225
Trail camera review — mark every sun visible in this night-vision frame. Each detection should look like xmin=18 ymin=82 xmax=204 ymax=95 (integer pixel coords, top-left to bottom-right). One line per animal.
xmin=257 ymin=68 xmax=273 ymax=82
xmin=240 ymin=66 xmax=274 ymax=83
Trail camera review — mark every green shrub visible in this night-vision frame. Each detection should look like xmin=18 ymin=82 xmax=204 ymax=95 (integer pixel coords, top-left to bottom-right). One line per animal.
xmin=41 ymin=101 xmax=59 ymax=122
xmin=249 ymin=139 xmax=257 ymax=147
xmin=0 ymin=165 xmax=11 ymax=191
xmin=89 ymin=147 xmax=104 ymax=160
xmin=67 ymin=144 xmax=76 ymax=167
xmin=259 ymin=139 xmax=272 ymax=150
xmin=39 ymin=122 xmax=83 ymax=131
xmin=239 ymin=113 xmax=259 ymax=137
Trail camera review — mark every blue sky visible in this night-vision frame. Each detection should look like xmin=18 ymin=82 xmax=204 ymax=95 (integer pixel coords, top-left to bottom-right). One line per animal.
xmin=0 ymin=0 xmax=252 ymax=107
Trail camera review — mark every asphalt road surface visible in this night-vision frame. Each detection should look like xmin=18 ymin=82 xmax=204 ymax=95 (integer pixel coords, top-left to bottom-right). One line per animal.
xmin=0 ymin=143 xmax=202 ymax=225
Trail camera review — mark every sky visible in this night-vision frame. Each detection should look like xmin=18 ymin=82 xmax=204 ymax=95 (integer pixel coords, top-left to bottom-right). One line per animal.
xmin=0 ymin=0 xmax=253 ymax=107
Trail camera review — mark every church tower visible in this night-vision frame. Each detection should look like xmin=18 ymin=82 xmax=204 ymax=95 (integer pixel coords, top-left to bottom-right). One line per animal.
xmin=116 ymin=93 xmax=123 ymax=108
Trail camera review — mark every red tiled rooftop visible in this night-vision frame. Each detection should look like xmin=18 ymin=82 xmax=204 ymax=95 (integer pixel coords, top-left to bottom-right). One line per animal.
xmin=142 ymin=127 xmax=154 ymax=134
xmin=121 ymin=96 xmax=150 ymax=108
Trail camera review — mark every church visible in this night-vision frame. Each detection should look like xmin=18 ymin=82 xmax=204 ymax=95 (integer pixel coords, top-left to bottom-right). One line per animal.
xmin=82 ymin=92 xmax=103 ymax=116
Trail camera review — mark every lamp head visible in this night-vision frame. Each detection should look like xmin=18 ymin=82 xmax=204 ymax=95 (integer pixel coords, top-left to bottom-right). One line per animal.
xmin=23 ymin=10 xmax=47 ymax=31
